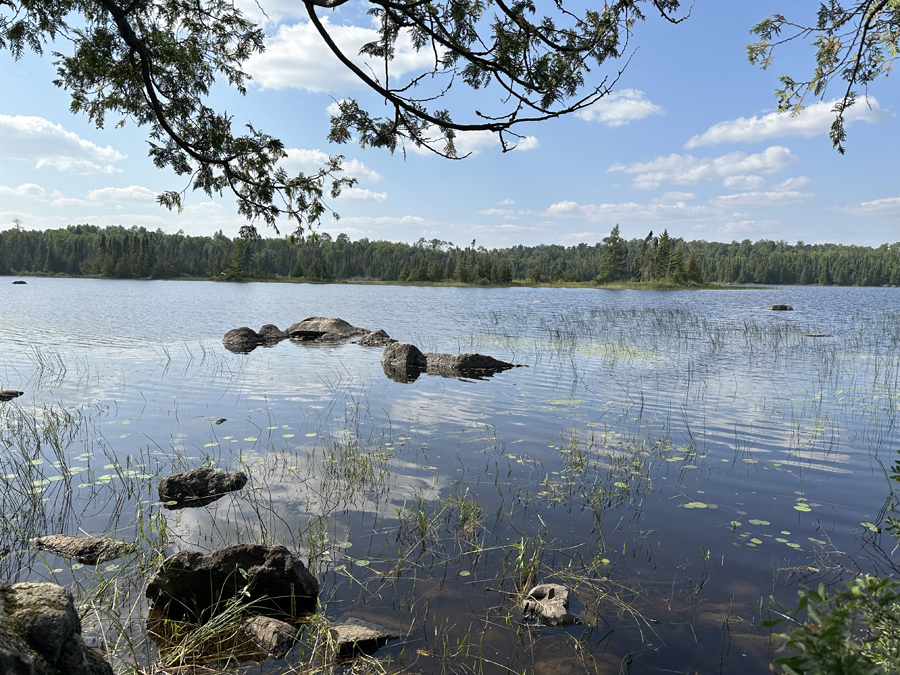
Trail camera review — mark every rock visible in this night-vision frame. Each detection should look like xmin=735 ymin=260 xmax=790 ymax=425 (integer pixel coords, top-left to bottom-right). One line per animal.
xmin=258 ymin=324 xmax=289 ymax=341
xmin=330 ymin=617 xmax=400 ymax=657
xmin=424 ymin=353 xmax=516 ymax=375
xmin=209 ymin=417 xmax=227 ymax=425
xmin=521 ymin=583 xmax=580 ymax=626
xmin=222 ymin=327 xmax=263 ymax=353
xmin=287 ymin=317 xmax=368 ymax=342
xmin=0 ymin=582 xmax=113 ymax=675
xmin=355 ymin=329 xmax=392 ymax=347
xmin=0 ymin=391 xmax=23 ymax=402
xmin=240 ymin=616 xmax=298 ymax=658
xmin=157 ymin=467 xmax=247 ymax=509
xmin=381 ymin=342 xmax=426 ymax=369
xmin=146 ymin=544 xmax=318 ymax=621
xmin=767 ymin=305 xmax=793 ymax=311
xmin=33 ymin=535 xmax=132 ymax=565
xmin=11 ymin=280 xmax=26 ymax=285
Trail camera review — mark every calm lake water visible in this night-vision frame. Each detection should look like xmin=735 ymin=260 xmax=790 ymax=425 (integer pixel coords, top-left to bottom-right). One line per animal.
xmin=1 ymin=277 xmax=899 ymax=674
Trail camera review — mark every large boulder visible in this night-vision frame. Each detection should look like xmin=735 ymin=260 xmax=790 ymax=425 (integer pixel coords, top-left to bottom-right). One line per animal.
xmin=355 ymin=329 xmax=392 ymax=347
xmin=0 ymin=582 xmax=113 ymax=675
xmin=146 ymin=544 xmax=318 ymax=621
xmin=158 ymin=467 xmax=247 ymax=509
xmin=381 ymin=342 xmax=426 ymax=369
xmin=520 ymin=583 xmax=579 ymax=626
xmin=33 ymin=535 xmax=132 ymax=565
xmin=288 ymin=317 xmax=368 ymax=342
xmin=222 ymin=327 xmax=263 ymax=353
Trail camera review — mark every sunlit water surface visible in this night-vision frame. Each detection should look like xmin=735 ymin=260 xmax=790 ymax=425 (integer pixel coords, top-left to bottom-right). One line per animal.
xmin=1 ymin=278 xmax=899 ymax=674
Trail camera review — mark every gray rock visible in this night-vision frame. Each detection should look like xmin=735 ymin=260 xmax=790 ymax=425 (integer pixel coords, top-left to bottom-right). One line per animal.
xmin=424 ymin=352 xmax=516 ymax=375
xmin=767 ymin=304 xmax=793 ymax=311
xmin=222 ymin=327 xmax=263 ymax=353
xmin=0 ymin=391 xmax=23 ymax=402
xmin=355 ymin=329 xmax=392 ymax=347
xmin=158 ymin=467 xmax=247 ymax=509
xmin=381 ymin=342 xmax=426 ymax=369
xmin=209 ymin=417 xmax=227 ymax=425
xmin=11 ymin=280 xmax=26 ymax=285
xmin=0 ymin=582 xmax=113 ymax=675
xmin=288 ymin=317 xmax=368 ymax=342
xmin=521 ymin=583 xmax=580 ymax=626
xmin=241 ymin=615 xmax=298 ymax=658
xmin=33 ymin=535 xmax=133 ymax=565
xmin=146 ymin=544 xmax=318 ymax=621
xmin=258 ymin=324 xmax=289 ymax=341
xmin=330 ymin=617 xmax=400 ymax=656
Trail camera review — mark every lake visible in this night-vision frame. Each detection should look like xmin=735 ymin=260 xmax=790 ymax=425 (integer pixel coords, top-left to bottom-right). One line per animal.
xmin=1 ymin=277 xmax=898 ymax=674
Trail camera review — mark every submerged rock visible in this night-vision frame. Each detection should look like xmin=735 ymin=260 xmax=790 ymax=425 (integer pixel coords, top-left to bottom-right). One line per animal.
xmin=258 ymin=324 xmax=289 ymax=341
xmin=356 ymin=329 xmax=392 ymax=347
xmin=146 ymin=544 xmax=318 ymax=621
xmin=330 ymin=617 xmax=400 ymax=657
xmin=521 ymin=583 xmax=580 ymax=626
xmin=222 ymin=327 xmax=263 ymax=353
xmin=0 ymin=582 xmax=113 ymax=675
xmin=0 ymin=390 xmax=23 ymax=402
xmin=33 ymin=535 xmax=132 ymax=565
xmin=424 ymin=352 xmax=516 ymax=376
xmin=157 ymin=467 xmax=247 ymax=509
xmin=209 ymin=417 xmax=227 ymax=425
xmin=767 ymin=304 xmax=793 ymax=311
xmin=11 ymin=280 xmax=26 ymax=284
xmin=240 ymin=615 xmax=298 ymax=658
xmin=288 ymin=317 xmax=368 ymax=342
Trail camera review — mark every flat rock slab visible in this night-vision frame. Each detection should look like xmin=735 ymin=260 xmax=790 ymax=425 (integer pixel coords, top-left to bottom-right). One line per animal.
xmin=0 ymin=390 xmax=23 ymax=402
xmin=330 ymin=617 xmax=400 ymax=657
xmin=424 ymin=352 xmax=516 ymax=375
xmin=521 ymin=583 xmax=580 ymax=626
xmin=158 ymin=467 xmax=247 ymax=509
xmin=240 ymin=616 xmax=298 ymax=658
xmin=33 ymin=535 xmax=133 ymax=565
xmin=146 ymin=544 xmax=318 ymax=621
xmin=288 ymin=317 xmax=368 ymax=342
xmin=767 ymin=304 xmax=793 ymax=311
xmin=0 ymin=582 xmax=113 ymax=675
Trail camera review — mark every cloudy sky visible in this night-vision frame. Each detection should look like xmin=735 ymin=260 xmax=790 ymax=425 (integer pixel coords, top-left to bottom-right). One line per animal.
xmin=0 ymin=1 xmax=897 ymax=248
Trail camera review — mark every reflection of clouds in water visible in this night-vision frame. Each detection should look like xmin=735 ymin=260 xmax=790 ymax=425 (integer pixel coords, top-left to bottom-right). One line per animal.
xmin=165 ymin=447 xmax=449 ymax=553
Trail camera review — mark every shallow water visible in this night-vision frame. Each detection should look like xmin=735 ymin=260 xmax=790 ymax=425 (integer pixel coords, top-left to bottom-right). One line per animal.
xmin=1 ymin=278 xmax=899 ymax=674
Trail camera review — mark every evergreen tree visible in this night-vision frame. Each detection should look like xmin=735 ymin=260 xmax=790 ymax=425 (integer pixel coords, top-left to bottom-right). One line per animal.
xmin=685 ymin=249 xmax=703 ymax=283
xmin=596 ymin=224 xmax=628 ymax=282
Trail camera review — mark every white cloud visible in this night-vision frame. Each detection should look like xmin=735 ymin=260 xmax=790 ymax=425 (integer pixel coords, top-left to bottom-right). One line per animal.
xmin=574 ymin=89 xmax=664 ymax=127
xmin=718 ymin=219 xmax=781 ymax=235
xmin=340 ymin=215 xmax=431 ymax=226
xmin=710 ymin=190 xmax=813 ymax=208
xmin=479 ymin=208 xmax=515 ymax=216
xmin=86 ymin=186 xmax=157 ymax=202
xmin=0 ymin=183 xmax=46 ymax=199
xmin=559 ymin=231 xmax=597 ymax=242
xmin=773 ymin=176 xmax=810 ymax=191
xmin=545 ymin=198 xmax=714 ymax=222
xmin=246 ymin=18 xmax=435 ymax=92
xmin=685 ymin=98 xmax=889 ymax=148
xmin=0 ymin=114 xmax=125 ymax=174
xmin=497 ymin=199 xmax=515 ymax=205
xmin=283 ymin=148 xmax=381 ymax=182
xmin=723 ymin=175 xmax=765 ymax=190
xmin=608 ymin=146 xmax=796 ymax=189
xmin=338 ymin=187 xmax=387 ymax=202
xmin=833 ymin=197 xmax=900 ymax=216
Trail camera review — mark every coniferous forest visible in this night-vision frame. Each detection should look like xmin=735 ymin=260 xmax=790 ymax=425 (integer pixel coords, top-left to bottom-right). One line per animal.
xmin=2 ymin=223 xmax=900 ymax=287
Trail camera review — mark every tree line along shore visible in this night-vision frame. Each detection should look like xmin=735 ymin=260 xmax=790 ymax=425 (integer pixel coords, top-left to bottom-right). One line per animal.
xmin=2 ymin=224 xmax=899 ymax=287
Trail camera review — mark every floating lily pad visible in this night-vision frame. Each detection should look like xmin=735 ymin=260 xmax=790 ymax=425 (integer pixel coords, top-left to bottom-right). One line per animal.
xmin=683 ymin=502 xmax=708 ymax=509
xmin=203 ymin=442 xmax=219 ymax=448
xmin=749 ymin=519 xmax=770 ymax=526
xmin=283 ymin=434 xmax=295 ymax=438
xmin=794 ymin=504 xmax=812 ymax=512
xmin=459 ymin=570 xmax=471 ymax=577
xmin=305 ymin=433 xmax=317 ymax=437
xmin=244 ymin=437 xmax=257 ymax=442
xmin=750 ymin=538 xmax=762 ymax=545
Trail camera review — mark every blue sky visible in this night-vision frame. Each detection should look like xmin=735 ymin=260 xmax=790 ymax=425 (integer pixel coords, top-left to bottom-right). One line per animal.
xmin=0 ymin=1 xmax=897 ymax=248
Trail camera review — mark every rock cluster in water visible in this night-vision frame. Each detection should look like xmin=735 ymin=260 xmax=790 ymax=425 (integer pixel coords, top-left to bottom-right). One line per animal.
xmin=222 ymin=317 xmax=388 ymax=353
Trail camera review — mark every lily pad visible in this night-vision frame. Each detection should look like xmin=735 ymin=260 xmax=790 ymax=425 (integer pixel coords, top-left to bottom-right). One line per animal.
xmin=683 ymin=501 xmax=708 ymax=509
xmin=748 ymin=519 xmax=770 ymax=526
